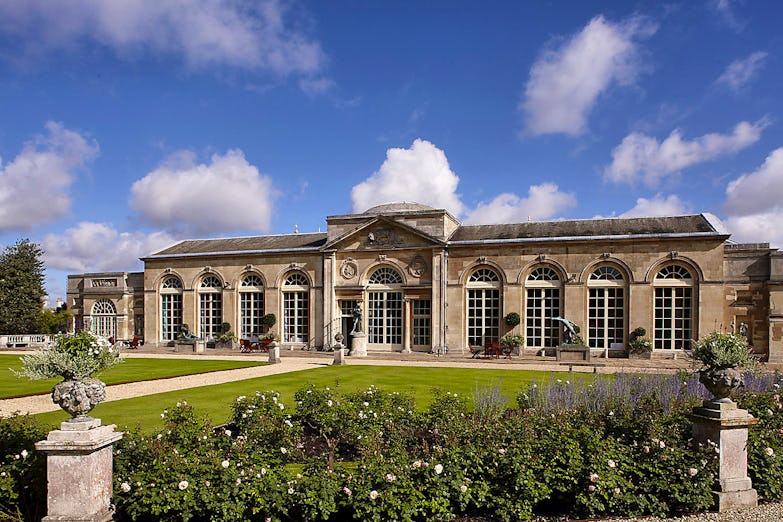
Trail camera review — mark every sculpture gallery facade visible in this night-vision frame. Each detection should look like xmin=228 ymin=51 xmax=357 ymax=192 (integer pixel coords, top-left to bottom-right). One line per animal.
xmin=66 ymin=203 xmax=783 ymax=362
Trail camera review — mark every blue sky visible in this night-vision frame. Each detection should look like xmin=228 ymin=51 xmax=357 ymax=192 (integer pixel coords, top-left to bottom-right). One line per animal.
xmin=0 ymin=0 xmax=782 ymax=302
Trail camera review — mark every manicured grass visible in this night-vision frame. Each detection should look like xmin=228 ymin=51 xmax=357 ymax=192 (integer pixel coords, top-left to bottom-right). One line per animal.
xmin=0 ymin=355 xmax=267 ymax=399
xmin=33 ymin=365 xmax=595 ymax=432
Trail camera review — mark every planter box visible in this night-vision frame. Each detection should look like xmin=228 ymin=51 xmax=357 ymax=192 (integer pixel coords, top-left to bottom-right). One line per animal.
xmin=628 ymin=351 xmax=652 ymax=360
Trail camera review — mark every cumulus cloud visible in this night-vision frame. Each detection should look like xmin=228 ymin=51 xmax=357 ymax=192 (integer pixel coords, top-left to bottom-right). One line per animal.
xmin=463 ymin=183 xmax=577 ymax=225
xmin=0 ymin=122 xmax=98 ymax=231
xmin=618 ymin=193 xmax=690 ymax=218
xmin=521 ymin=15 xmax=655 ymax=136
xmin=130 ymin=149 xmax=278 ymax=235
xmin=605 ymin=120 xmax=765 ymax=186
xmin=717 ymin=51 xmax=768 ymax=91
xmin=724 ymin=211 xmax=783 ymax=248
xmin=351 ymin=139 xmax=466 ymax=215
xmin=0 ymin=0 xmax=323 ymax=75
xmin=42 ymin=222 xmax=176 ymax=272
xmin=721 ymin=148 xmax=783 ymax=247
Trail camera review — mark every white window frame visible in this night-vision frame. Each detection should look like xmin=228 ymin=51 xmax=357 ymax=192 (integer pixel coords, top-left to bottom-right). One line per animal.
xmin=653 ymin=264 xmax=695 ymax=350
xmin=198 ymin=276 xmax=223 ymax=341
xmin=587 ymin=266 xmax=625 ymax=350
xmin=160 ymin=276 xmax=183 ymax=341
xmin=282 ymin=273 xmax=309 ymax=344
xmin=466 ymin=267 xmax=501 ymax=347
xmin=525 ymin=267 xmax=561 ymax=349
xmin=90 ymin=299 xmax=117 ymax=339
xmin=239 ymin=275 xmax=264 ymax=338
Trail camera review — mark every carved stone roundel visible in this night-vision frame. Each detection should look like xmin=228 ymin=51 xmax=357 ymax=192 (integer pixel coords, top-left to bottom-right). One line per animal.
xmin=341 ymin=259 xmax=358 ymax=280
xmin=408 ymin=257 xmax=427 ymax=277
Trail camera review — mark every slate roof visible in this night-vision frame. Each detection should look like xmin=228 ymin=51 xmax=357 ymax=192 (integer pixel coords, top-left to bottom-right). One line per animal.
xmin=146 ymin=233 xmax=327 ymax=258
xmin=145 ymin=214 xmax=728 ymax=258
xmin=450 ymin=215 xmax=725 ymax=243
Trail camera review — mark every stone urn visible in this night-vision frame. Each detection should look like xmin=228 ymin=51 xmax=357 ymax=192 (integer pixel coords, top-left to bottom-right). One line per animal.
xmin=51 ymin=377 xmax=106 ymax=421
xmin=699 ymin=366 xmax=744 ymax=402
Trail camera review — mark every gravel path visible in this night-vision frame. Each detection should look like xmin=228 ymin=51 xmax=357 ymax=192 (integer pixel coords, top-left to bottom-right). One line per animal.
xmin=565 ymin=501 xmax=783 ymax=521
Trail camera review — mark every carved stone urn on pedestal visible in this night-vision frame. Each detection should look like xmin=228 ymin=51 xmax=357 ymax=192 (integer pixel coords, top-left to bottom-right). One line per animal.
xmin=698 ymin=366 xmax=745 ymax=402
xmin=52 ymin=377 xmax=106 ymax=421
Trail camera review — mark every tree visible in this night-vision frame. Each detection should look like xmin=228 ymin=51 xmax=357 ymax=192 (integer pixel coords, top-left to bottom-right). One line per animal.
xmin=0 ymin=239 xmax=46 ymax=334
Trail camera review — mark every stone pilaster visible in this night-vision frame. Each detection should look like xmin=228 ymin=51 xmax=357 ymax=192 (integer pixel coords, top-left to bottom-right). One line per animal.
xmin=691 ymin=400 xmax=758 ymax=512
xmin=35 ymin=418 xmax=122 ymax=522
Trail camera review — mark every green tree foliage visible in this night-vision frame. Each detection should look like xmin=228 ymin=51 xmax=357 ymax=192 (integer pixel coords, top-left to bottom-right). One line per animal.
xmin=38 ymin=308 xmax=73 ymax=334
xmin=0 ymin=239 xmax=46 ymax=334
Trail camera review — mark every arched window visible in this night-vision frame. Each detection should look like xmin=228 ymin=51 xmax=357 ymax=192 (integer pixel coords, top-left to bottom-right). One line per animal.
xmin=160 ymin=276 xmax=183 ymax=341
xmin=653 ymin=264 xmax=694 ymax=350
xmin=466 ymin=267 xmax=501 ymax=347
xmin=587 ymin=266 xmax=625 ymax=350
xmin=198 ymin=275 xmax=223 ymax=341
xmin=367 ymin=266 xmax=404 ymax=348
xmin=525 ymin=267 xmax=561 ymax=349
xmin=91 ymin=299 xmax=117 ymax=339
xmin=239 ymin=275 xmax=264 ymax=338
xmin=283 ymin=272 xmax=309 ymax=344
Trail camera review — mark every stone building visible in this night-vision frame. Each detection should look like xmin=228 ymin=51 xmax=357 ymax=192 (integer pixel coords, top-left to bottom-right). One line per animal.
xmin=66 ymin=203 xmax=783 ymax=361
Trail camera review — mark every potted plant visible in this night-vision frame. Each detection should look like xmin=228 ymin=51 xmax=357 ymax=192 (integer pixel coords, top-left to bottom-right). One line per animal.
xmin=505 ymin=312 xmax=521 ymax=328
xmin=215 ymin=322 xmax=238 ymax=349
xmin=691 ymin=331 xmax=758 ymax=402
xmin=627 ymin=326 xmax=653 ymax=359
xmin=499 ymin=334 xmax=525 ymax=356
xmin=14 ymin=331 xmax=123 ymax=421
xmin=261 ymin=313 xmax=277 ymax=333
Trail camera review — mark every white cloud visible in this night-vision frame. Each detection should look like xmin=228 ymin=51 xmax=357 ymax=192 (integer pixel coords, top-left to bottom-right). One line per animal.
xmin=42 ymin=222 xmax=176 ymax=272
xmin=0 ymin=0 xmax=324 ymax=75
xmin=721 ymin=148 xmax=783 ymax=248
xmin=299 ymin=77 xmax=335 ymax=97
xmin=463 ymin=183 xmax=577 ymax=225
xmin=0 ymin=122 xmax=98 ymax=231
xmin=351 ymin=139 xmax=466 ymax=215
xmin=618 ymin=193 xmax=690 ymax=218
xmin=130 ymin=149 xmax=278 ymax=235
xmin=724 ymin=211 xmax=783 ymax=248
xmin=605 ymin=120 xmax=765 ymax=186
xmin=521 ymin=15 xmax=655 ymax=136
xmin=717 ymin=51 xmax=768 ymax=91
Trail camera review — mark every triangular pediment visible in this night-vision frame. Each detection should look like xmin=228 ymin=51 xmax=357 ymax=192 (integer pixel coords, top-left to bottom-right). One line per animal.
xmin=323 ymin=216 xmax=445 ymax=251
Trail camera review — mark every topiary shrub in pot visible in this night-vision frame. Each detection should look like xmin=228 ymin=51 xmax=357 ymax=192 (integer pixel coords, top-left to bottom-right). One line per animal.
xmin=627 ymin=327 xmax=652 ymax=359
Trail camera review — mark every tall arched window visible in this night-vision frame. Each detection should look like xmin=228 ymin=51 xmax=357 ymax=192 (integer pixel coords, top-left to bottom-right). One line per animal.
xmin=587 ymin=266 xmax=625 ymax=350
xmin=367 ymin=266 xmax=404 ymax=349
xmin=160 ymin=276 xmax=183 ymax=341
xmin=239 ymin=274 xmax=264 ymax=338
xmin=654 ymin=264 xmax=695 ymax=350
xmin=525 ymin=267 xmax=561 ymax=349
xmin=283 ymin=273 xmax=309 ymax=343
xmin=198 ymin=275 xmax=223 ymax=340
xmin=466 ymin=267 xmax=501 ymax=347
xmin=91 ymin=299 xmax=117 ymax=339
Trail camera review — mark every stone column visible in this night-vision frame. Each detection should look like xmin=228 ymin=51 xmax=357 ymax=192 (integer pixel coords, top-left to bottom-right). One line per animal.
xmin=402 ymin=298 xmax=412 ymax=353
xmin=35 ymin=418 xmax=122 ymax=522
xmin=333 ymin=346 xmax=346 ymax=365
xmin=691 ymin=400 xmax=758 ymax=512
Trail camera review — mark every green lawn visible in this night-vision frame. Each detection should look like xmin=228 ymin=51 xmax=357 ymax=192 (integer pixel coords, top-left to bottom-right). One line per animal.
xmin=0 ymin=355 xmax=266 ymax=399
xmin=33 ymin=365 xmax=593 ymax=432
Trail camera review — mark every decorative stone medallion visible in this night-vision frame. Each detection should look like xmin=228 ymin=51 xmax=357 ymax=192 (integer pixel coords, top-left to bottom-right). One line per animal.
xmin=340 ymin=258 xmax=358 ymax=280
xmin=407 ymin=256 xmax=428 ymax=277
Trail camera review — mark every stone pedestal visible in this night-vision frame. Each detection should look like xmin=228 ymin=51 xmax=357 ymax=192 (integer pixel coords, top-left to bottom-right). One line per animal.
xmin=35 ymin=418 xmax=123 ymax=522
xmin=333 ymin=347 xmax=346 ymax=365
xmin=268 ymin=344 xmax=281 ymax=364
xmin=556 ymin=344 xmax=590 ymax=361
xmin=350 ymin=333 xmax=367 ymax=357
xmin=691 ymin=400 xmax=758 ymax=512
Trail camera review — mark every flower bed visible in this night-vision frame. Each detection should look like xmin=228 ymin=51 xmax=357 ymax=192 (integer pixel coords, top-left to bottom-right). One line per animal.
xmin=2 ymin=372 xmax=782 ymax=521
